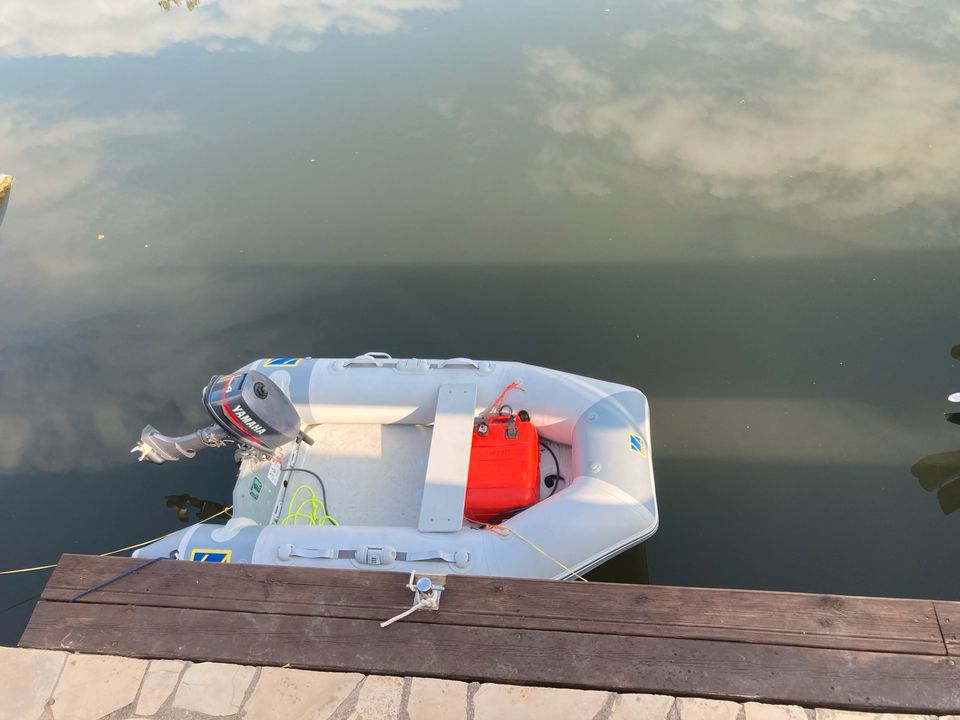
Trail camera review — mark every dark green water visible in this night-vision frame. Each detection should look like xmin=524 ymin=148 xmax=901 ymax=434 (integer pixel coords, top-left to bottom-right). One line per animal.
xmin=2 ymin=0 xmax=959 ymax=645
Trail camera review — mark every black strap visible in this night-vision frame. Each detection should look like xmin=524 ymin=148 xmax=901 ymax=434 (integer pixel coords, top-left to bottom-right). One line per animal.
xmin=69 ymin=557 xmax=163 ymax=602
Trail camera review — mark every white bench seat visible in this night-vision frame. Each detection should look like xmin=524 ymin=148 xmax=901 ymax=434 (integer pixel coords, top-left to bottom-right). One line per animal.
xmin=417 ymin=383 xmax=478 ymax=532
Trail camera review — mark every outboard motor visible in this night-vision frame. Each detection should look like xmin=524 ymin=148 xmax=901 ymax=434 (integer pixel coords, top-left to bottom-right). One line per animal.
xmin=132 ymin=371 xmax=310 ymax=464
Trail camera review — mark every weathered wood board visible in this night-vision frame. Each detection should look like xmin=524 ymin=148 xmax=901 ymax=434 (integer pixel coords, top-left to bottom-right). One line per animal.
xmin=20 ymin=555 xmax=960 ymax=713
xmin=38 ymin=555 xmax=944 ymax=654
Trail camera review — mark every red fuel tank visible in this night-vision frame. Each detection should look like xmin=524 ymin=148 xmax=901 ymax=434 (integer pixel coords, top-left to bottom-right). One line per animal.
xmin=465 ymin=411 xmax=540 ymax=523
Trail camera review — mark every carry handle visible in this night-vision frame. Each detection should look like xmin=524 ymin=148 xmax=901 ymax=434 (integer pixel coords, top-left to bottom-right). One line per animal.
xmin=334 ymin=352 xmax=395 ymax=370
xmin=331 ymin=355 xmax=492 ymax=373
xmin=438 ymin=358 xmax=480 ymax=370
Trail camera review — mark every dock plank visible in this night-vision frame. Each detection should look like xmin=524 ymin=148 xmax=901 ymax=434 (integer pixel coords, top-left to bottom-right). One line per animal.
xmin=41 ymin=555 xmax=945 ymax=655
xmin=20 ymin=600 xmax=960 ymax=714
xmin=935 ymin=601 xmax=960 ymax=655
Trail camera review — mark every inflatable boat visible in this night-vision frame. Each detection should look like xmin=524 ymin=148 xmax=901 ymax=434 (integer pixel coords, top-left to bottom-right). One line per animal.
xmin=0 ymin=174 xmax=11 ymax=227
xmin=131 ymin=354 xmax=658 ymax=579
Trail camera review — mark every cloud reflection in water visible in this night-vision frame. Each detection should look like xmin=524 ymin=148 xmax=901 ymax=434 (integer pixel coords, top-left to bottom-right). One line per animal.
xmin=1 ymin=0 xmax=959 ymax=475
xmin=527 ymin=0 xmax=960 ymax=220
xmin=0 ymin=0 xmax=458 ymax=58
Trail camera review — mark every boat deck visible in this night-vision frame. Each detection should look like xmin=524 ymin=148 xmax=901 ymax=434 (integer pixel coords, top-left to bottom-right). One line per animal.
xmin=19 ymin=554 xmax=960 ymax=713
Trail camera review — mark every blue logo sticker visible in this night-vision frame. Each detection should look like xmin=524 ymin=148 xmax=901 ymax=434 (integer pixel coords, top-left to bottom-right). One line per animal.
xmin=190 ymin=549 xmax=232 ymax=563
xmin=629 ymin=433 xmax=647 ymax=456
xmin=263 ymin=358 xmax=302 ymax=367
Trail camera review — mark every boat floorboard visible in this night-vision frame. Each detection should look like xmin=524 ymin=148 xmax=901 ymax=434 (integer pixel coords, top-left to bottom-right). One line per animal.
xmin=19 ymin=554 xmax=960 ymax=713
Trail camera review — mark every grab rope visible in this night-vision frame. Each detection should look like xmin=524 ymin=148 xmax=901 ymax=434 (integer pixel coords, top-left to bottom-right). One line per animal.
xmin=467 ymin=517 xmax=588 ymax=582
xmin=281 ymin=485 xmax=338 ymax=527
xmin=0 ymin=505 xmax=233 ymax=576
xmin=484 ymin=380 xmax=524 ymax=417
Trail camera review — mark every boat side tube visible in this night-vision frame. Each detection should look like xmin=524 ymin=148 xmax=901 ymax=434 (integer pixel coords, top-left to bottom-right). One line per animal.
xmin=251 ymin=357 xmax=655 ymax=496
xmin=134 ymin=419 xmax=657 ymax=578
xmin=246 ymin=358 xmax=642 ymax=451
xmin=134 ymin=357 xmax=658 ymax=578
xmin=134 ymin=485 xmax=655 ymax=578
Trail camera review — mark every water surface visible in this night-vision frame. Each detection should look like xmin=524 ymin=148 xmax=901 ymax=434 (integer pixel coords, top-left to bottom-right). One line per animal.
xmin=2 ymin=0 xmax=959 ymax=644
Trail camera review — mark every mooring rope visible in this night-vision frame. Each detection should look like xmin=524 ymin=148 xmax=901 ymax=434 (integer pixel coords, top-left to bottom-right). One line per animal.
xmin=467 ymin=517 xmax=589 ymax=582
xmin=0 ymin=506 xmax=233 ymax=576
xmin=2 ymin=505 xmax=588 ymax=583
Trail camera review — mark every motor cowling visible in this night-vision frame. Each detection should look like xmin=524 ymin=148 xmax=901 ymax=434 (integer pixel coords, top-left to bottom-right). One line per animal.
xmin=203 ymin=371 xmax=302 ymax=450
xmin=133 ymin=370 xmax=305 ymax=464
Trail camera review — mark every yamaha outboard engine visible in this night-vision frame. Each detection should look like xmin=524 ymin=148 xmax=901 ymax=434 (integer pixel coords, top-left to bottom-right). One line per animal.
xmin=132 ymin=371 xmax=310 ymax=464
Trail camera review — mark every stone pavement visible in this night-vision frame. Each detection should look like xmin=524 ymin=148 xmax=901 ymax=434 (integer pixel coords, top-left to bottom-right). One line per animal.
xmin=0 ymin=647 xmax=953 ymax=720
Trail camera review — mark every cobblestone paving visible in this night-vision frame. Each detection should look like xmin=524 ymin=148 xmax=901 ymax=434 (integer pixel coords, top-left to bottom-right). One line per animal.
xmin=0 ymin=647 xmax=948 ymax=720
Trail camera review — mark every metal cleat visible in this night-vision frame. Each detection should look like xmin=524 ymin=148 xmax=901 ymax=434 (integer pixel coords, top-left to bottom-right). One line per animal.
xmin=380 ymin=572 xmax=445 ymax=628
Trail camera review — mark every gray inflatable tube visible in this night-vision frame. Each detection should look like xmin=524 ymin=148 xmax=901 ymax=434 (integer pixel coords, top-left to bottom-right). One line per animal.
xmin=136 ymin=356 xmax=658 ymax=580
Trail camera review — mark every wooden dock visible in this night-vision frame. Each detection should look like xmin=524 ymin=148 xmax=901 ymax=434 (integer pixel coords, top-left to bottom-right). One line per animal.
xmin=19 ymin=554 xmax=960 ymax=714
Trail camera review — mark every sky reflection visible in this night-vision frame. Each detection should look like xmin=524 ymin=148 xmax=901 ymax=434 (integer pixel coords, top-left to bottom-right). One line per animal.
xmin=0 ymin=0 xmax=458 ymax=58
xmin=527 ymin=0 xmax=960 ymax=224
xmin=1 ymin=0 xmax=958 ymax=474
xmin=0 ymin=1 xmax=958 ymax=606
